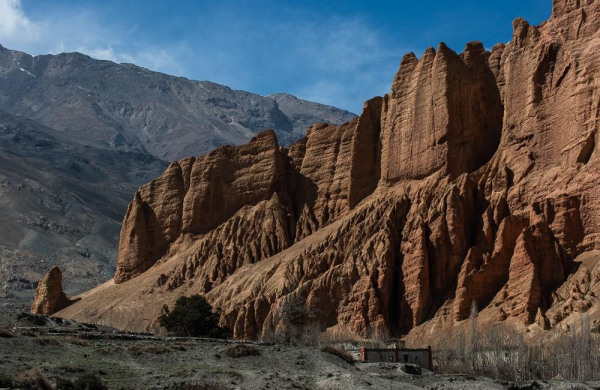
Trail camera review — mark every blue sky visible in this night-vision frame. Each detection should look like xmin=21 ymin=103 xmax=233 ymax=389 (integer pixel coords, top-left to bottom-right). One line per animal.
xmin=0 ymin=0 xmax=550 ymax=113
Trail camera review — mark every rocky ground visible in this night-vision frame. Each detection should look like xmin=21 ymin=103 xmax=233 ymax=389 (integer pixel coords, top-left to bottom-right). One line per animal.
xmin=1 ymin=303 xmax=599 ymax=390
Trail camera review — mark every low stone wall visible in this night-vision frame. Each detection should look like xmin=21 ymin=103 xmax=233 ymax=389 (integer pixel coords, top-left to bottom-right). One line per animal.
xmin=348 ymin=347 xmax=433 ymax=370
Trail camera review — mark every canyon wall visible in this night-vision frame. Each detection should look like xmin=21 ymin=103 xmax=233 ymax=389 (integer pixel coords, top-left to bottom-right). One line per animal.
xmin=55 ymin=0 xmax=600 ymax=340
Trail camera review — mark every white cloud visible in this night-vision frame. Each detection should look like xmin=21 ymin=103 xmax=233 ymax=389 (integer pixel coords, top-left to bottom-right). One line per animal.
xmin=271 ymin=16 xmax=404 ymax=112
xmin=0 ymin=0 xmax=183 ymax=76
xmin=0 ymin=0 xmax=38 ymax=43
xmin=0 ymin=1 xmax=403 ymax=113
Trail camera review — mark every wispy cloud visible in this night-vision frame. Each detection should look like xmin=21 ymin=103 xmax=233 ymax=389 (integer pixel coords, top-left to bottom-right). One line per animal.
xmin=0 ymin=0 xmax=404 ymax=113
xmin=274 ymin=16 xmax=402 ymax=111
xmin=0 ymin=0 xmax=183 ymax=76
xmin=176 ymin=7 xmax=406 ymax=112
xmin=0 ymin=0 xmax=38 ymax=43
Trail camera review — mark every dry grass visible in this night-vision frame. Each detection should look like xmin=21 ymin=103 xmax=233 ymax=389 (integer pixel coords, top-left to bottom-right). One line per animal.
xmin=58 ymin=364 xmax=87 ymax=373
xmin=224 ymin=344 xmax=260 ymax=358
xmin=128 ymin=345 xmax=171 ymax=356
xmin=434 ymin=314 xmax=600 ymax=382
xmin=168 ymin=380 xmax=231 ymax=389
xmin=318 ymin=325 xmax=358 ymax=345
xmin=317 ymin=324 xmax=395 ymax=350
xmin=65 ymin=336 xmax=91 ymax=346
xmin=321 ymin=346 xmax=356 ymax=365
xmin=14 ymin=369 xmax=53 ymax=390
xmin=55 ymin=373 xmax=108 ymax=390
xmin=0 ymin=369 xmax=107 ymax=390
xmin=36 ymin=336 xmax=62 ymax=346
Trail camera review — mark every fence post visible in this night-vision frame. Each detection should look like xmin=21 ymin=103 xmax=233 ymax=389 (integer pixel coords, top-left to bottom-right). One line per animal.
xmin=428 ymin=346 xmax=433 ymax=371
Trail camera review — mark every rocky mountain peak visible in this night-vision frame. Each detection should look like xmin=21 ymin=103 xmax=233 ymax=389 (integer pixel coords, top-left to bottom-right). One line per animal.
xmin=0 ymin=45 xmax=355 ymax=161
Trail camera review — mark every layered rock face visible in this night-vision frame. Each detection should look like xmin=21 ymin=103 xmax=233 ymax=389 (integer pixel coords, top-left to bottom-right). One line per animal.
xmin=114 ymin=130 xmax=286 ymax=283
xmin=57 ymin=0 xmax=600 ymax=341
xmin=380 ymin=42 xmax=503 ymax=182
xmin=31 ymin=267 xmax=76 ymax=315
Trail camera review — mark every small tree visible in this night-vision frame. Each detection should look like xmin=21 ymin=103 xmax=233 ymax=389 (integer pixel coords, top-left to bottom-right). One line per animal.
xmin=272 ymin=295 xmax=321 ymax=345
xmin=470 ymin=300 xmax=479 ymax=372
xmin=159 ymin=295 xmax=230 ymax=338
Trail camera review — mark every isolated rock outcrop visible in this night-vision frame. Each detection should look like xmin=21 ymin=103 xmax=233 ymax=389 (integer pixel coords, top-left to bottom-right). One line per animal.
xmin=57 ymin=0 xmax=600 ymax=341
xmin=31 ymin=267 xmax=76 ymax=315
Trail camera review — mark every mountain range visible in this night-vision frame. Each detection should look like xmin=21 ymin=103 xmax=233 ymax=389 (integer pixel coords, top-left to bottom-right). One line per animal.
xmin=0 ymin=45 xmax=355 ymax=300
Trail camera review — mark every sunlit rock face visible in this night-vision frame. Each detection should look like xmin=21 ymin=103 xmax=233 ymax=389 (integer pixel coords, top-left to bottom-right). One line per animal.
xmin=58 ymin=0 xmax=600 ymax=341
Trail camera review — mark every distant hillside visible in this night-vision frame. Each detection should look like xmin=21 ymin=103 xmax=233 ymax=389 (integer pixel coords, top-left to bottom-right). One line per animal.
xmin=0 ymin=44 xmax=356 ymax=161
xmin=0 ymin=111 xmax=167 ymax=299
xmin=0 ymin=44 xmax=355 ymax=301
xmin=269 ymin=93 xmax=357 ymax=139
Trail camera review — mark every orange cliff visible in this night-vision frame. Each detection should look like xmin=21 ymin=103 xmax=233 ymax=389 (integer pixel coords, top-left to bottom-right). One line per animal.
xmin=53 ymin=0 xmax=600 ymax=340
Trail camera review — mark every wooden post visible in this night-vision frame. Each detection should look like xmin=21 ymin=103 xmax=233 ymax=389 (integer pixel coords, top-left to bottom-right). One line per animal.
xmin=428 ymin=346 xmax=433 ymax=371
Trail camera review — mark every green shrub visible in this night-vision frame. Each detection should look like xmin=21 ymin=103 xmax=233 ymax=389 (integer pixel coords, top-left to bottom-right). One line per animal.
xmin=159 ymin=295 xmax=230 ymax=338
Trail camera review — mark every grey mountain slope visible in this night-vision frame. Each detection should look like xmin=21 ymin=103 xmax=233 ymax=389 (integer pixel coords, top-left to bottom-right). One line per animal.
xmin=269 ymin=93 xmax=357 ymax=137
xmin=0 ymin=44 xmax=356 ymax=161
xmin=0 ymin=43 xmax=355 ymax=301
xmin=0 ymin=110 xmax=167 ymax=299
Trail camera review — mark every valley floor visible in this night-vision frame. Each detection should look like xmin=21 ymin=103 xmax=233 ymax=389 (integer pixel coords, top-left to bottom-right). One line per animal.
xmin=0 ymin=305 xmax=599 ymax=390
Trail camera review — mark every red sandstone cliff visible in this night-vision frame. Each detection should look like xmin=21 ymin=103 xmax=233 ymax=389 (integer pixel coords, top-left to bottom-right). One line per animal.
xmin=54 ymin=0 xmax=600 ymax=340
xmin=31 ymin=267 xmax=76 ymax=316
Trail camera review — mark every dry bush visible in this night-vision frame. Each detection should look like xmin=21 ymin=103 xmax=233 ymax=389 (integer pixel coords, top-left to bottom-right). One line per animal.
xmin=94 ymin=345 xmax=126 ymax=355
xmin=58 ymin=365 xmax=87 ymax=373
xmin=364 ymin=326 xmax=392 ymax=349
xmin=434 ymin=311 xmax=600 ymax=382
xmin=55 ymin=373 xmax=108 ymax=390
xmin=0 ymin=373 xmax=14 ymax=388
xmin=36 ymin=336 xmax=62 ymax=346
xmin=224 ymin=344 xmax=260 ymax=358
xmin=321 ymin=346 xmax=356 ymax=365
xmin=318 ymin=325 xmax=362 ymax=346
xmin=72 ymin=374 xmax=108 ymax=390
xmin=14 ymin=369 xmax=53 ymax=390
xmin=65 ymin=336 xmax=90 ymax=346
xmin=168 ymin=380 xmax=231 ymax=390
xmin=264 ymin=295 xmax=324 ymax=345
xmin=128 ymin=345 xmax=171 ymax=356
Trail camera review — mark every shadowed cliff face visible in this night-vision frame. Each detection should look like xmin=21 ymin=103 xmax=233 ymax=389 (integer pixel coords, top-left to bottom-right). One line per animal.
xmin=56 ymin=0 xmax=600 ymax=341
